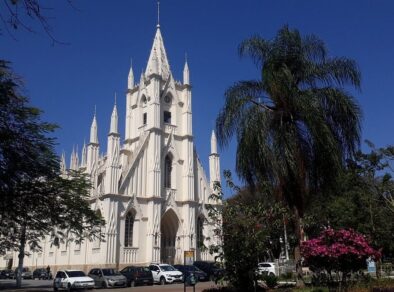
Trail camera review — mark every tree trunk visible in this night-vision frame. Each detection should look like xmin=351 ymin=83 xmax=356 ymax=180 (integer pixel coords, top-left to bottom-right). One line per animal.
xmin=293 ymin=207 xmax=305 ymax=288
xmin=16 ymin=224 xmax=27 ymax=288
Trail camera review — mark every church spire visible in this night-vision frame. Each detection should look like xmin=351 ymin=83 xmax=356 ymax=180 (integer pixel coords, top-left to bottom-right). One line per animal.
xmin=183 ymin=55 xmax=190 ymax=85
xmin=211 ymin=130 xmax=218 ymax=154
xmin=81 ymin=140 xmax=87 ymax=167
xmin=90 ymin=108 xmax=99 ymax=144
xmin=109 ymin=93 xmax=118 ymax=135
xmin=145 ymin=24 xmax=170 ymax=79
xmin=128 ymin=59 xmax=134 ymax=89
xmin=209 ymin=129 xmax=221 ymax=188
xmin=60 ymin=151 xmax=66 ymax=174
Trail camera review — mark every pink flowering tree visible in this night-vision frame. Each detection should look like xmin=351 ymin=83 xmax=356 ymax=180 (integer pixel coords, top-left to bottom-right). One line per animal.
xmin=301 ymin=228 xmax=380 ymax=286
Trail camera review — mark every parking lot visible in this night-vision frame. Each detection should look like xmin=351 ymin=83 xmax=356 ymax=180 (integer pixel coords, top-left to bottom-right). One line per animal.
xmin=0 ymin=279 xmax=221 ymax=292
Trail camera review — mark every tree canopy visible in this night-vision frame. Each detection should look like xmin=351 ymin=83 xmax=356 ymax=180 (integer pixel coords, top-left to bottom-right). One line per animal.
xmin=216 ymin=25 xmax=362 ymax=282
xmin=0 ymin=60 xmax=104 ymax=287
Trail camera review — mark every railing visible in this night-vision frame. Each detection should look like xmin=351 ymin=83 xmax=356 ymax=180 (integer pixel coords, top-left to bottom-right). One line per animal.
xmin=164 ymin=124 xmax=177 ymax=134
xmin=123 ymin=247 xmax=138 ymax=264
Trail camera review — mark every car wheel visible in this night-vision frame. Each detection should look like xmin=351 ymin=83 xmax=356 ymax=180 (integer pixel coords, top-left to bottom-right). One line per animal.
xmin=67 ymin=283 xmax=72 ymax=292
xmin=209 ymin=274 xmax=215 ymax=281
xmin=102 ymin=281 xmax=107 ymax=288
xmin=130 ymin=280 xmax=135 ymax=287
xmin=269 ymin=272 xmax=275 ymax=277
xmin=160 ymin=277 xmax=166 ymax=285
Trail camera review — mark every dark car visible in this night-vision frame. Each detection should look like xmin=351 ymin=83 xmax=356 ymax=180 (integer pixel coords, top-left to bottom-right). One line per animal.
xmin=33 ymin=268 xmax=52 ymax=280
xmin=193 ymin=261 xmax=225 ymax=282
xmin=120 ymin=266 xmax=153 ymax=287
xmin=0 ymin=270 xmax=7 ymax=279
xmin=2 ymin=269 xmax=15 ymax=279
xmin=173 ymin=265 xmax=208 ymax=282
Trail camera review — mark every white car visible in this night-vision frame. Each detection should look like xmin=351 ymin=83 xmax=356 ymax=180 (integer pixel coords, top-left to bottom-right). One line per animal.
xmin=257 ymin=262 xmax=278 ymax=276
xmin=149 ymin=264 xmax=183 ymax=285
xmin=53 ymin=270 xmax=95 ymax=291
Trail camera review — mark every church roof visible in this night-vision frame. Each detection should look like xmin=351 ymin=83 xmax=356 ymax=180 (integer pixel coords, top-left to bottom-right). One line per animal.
xmin=145 ymin=26 xmax=171 ymax=80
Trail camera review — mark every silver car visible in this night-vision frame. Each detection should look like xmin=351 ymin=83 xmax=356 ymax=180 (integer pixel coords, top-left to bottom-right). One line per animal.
xmin=88 ymin=268 xmax=127 ymax=288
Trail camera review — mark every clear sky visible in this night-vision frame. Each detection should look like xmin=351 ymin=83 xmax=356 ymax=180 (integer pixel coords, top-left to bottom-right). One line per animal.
xmin=1 ymin=1 xmax=394 ymax=195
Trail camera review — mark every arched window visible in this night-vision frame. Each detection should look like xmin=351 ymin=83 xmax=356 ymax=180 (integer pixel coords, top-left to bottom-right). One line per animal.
xmin=197 ymin=217 xmax=204 ymax=249
xmin=164 ymin=155 xmax=172 ymax=188
xmin=124 ymin=211 xmax=135 ymax=247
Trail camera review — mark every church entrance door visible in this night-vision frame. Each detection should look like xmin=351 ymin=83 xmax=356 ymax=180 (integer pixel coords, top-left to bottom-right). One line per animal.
xmin=160 ymin=209 xmax=179 ymax=264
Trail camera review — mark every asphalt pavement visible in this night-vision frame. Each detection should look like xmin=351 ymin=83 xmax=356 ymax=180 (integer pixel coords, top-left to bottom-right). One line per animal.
xmin=0 ymin=279 xmax=221 ymax=292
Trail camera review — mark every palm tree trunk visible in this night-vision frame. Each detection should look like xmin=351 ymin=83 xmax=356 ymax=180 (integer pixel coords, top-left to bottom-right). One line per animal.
xmin=293 ymin=206 xmax=305 ymax=288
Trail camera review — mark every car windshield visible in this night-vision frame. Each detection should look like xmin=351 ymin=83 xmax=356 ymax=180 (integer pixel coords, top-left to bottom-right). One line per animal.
xmin=138 ymin=267 xmax=151 ymax=272
xmin=102 ymin=269 xmax=120 ymax=276
xmin=160 ymin=265 xmax=176 ymax=271
xmin=66 ymin=271 xmax=86 ymax=277
xmin=185 ymin=266 xmax=196 ymax=271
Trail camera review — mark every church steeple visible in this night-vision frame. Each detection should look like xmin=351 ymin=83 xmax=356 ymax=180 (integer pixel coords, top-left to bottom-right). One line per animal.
xmin=81 ymin=141 xmax=87 ymax=167
xmin=60 ymin=151 xmax=66 ymax=174
xmin=127 ymin=60 xmax=134 ymax=89
xmin=145 ymin=26 xmax=170 ymax=79
xmin=209 ymin=130 xmax=221 ymax=188
xmin=109 ymin=93 xmax=118 ymax=135
xmin=183 ymin=57 xmax=190 ymax=86
xmin=90 ymin=109 xmax=99 ymax=144
xmin=210 ymin=130 xmax=218 ymax=154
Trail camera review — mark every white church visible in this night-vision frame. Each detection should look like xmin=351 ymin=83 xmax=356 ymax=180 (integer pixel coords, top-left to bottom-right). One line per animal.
xmin=1 ymin=22 xmax=221 ymax=271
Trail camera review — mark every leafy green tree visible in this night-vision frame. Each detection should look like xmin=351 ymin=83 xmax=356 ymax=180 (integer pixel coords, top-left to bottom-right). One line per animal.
xmin=208 ymin=171 xmax=291 ymax=291
xmin=0 ymin=60 xmax=104 ymax=287
xmin=304 ymin=143 xmax=394 ymax=266
xmin=216 ymin=26 xmax=362 ymax=283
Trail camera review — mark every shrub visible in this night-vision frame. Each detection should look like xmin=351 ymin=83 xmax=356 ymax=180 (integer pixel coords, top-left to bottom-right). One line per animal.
xmin=263 ymin=273 xmax=278 ymax=288
xmin=301 ymin=228 xmax=380 ymax=287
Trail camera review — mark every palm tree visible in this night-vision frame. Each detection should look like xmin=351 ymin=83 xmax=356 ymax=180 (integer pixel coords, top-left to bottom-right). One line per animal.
xmin=216 ymin=26 xmax=362 ymax=281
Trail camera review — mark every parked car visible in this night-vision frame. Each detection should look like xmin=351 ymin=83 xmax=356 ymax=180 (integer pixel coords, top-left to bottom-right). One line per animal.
xmin=15 ymin=267 xmax=33 ymax=279
xmin=120 ymin=266 xmax=153 ymax=287
xmin=88 ymin=268 xmax=127 ymax=289
xmin=257 ymin=262 xmax=278 ymax=277
xmin=193 ymin=261 xmax=225 ymax=281
xmin=53 ymin=270 xmax=95 ymax=291
xmin=33 ymin=268 xmax=52 ymax=280
xmin=173 ymin=264 xmax=208 ymax=282
xmin=0 ymin=270 xmax=7 ymax=279
xmin=2 ymin=269 xmax=15 ymax=279
xmin=148 ymin=263 xmax=183 ymax=285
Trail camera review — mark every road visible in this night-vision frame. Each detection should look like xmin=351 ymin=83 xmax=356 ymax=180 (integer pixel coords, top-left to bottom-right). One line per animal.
xmin=0 ymin=279 xmax=221 ymax=292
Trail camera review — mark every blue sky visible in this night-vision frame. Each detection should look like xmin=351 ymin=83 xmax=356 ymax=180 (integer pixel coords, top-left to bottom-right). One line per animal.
xmin=1 ymin=1 xmax=394 ymax=195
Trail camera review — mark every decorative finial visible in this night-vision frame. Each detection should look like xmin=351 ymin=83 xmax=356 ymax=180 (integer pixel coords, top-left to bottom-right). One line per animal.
xmin=94 ymin=105 xmax=97 ymax=117
xmin=157 ymin=0 xmax=160 ymax=28
xmin=185 ymin=52 xmax=188 ymax=63
xmin=114 ymin=92 xmax=117 ymax=105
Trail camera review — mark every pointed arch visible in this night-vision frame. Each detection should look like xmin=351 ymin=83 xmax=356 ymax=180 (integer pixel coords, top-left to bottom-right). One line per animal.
xmin=124 ymin=209 xmax=136 ymax=247
xmin=160 ymin=208 xmax=180 ymax=264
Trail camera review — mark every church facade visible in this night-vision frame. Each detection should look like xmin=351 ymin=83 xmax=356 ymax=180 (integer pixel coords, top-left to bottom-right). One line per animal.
xmin=1 ymin=24 xmax=220 ymax=271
